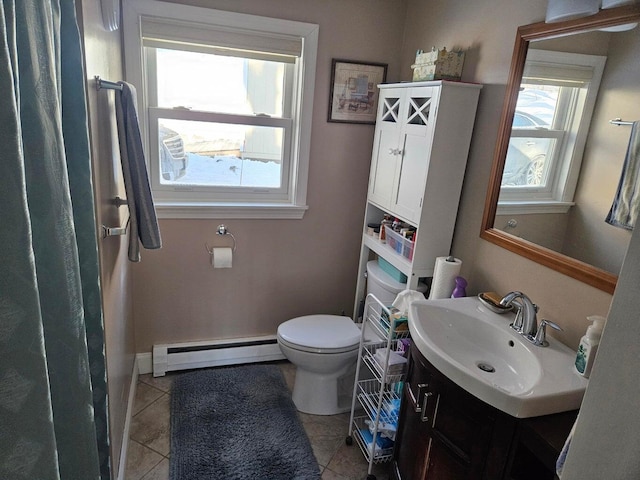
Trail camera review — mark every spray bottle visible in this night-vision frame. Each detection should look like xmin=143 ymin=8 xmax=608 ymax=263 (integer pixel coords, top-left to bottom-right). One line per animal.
xmin=574 ymin=315 xmax=606 ymax=378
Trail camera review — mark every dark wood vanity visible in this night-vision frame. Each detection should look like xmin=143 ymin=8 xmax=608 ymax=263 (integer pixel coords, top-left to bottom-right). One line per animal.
xmin=391 ymin=343 xmax=577 ymax=480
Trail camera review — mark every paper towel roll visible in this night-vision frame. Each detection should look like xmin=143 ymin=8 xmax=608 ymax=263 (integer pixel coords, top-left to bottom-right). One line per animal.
xmin=212 ymin=247 xmax=233 ymax=268
xmin=429 ymin=256 xmax=462 ymax=299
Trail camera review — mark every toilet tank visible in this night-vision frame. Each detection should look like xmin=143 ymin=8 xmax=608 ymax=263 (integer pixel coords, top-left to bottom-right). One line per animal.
xmin=366 ymin=260 xmax=406 ymax=305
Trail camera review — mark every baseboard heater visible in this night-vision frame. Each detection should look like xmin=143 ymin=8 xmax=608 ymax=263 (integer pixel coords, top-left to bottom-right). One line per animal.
xmin=152 ymin=335 xmax=285 ymax=377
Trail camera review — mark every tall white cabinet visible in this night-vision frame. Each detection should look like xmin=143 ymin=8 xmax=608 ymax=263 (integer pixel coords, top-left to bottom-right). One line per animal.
xmin=354 ymin=81 xmax=482 ymax=318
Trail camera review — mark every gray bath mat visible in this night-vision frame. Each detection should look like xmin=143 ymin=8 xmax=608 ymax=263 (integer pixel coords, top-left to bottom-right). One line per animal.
xmin=170 ymin=364 xmax=320 ymax=480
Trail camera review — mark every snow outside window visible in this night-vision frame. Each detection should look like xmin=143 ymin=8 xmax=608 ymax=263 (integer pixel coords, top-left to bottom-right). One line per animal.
xmin=498 ymin=50 xmax=606 ymax=215
xmin=123 ymin=1 xmax=318 ymax=218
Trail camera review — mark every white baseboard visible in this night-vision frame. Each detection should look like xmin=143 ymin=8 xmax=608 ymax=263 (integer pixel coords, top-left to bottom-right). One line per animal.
xmin=136 ymin=352 xmax=153 ymax=375
xmin=116 ymin=356 xmax=139 ymax=480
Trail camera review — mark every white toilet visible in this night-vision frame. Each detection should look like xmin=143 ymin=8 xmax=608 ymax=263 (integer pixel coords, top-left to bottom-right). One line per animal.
xmin=277 ymin=260 xmax=407 ymax=415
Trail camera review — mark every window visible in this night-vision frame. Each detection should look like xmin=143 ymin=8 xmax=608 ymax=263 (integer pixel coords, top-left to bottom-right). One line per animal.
xmin=498 ymin=50 xmax=606 ymax=215
xmin=123 ymin=0 xmax=318 ymax=218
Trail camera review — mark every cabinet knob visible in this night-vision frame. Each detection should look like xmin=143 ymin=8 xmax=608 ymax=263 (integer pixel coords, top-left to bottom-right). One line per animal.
xmin=388 ymin=148 xmax=398 ymax=156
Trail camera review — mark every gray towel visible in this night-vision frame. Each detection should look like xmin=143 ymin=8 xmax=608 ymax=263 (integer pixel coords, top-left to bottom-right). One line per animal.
xmin=606 ymin=121 xmax=640 ymax=230
xmin=115 ymin=81 xmax=161 ymax=261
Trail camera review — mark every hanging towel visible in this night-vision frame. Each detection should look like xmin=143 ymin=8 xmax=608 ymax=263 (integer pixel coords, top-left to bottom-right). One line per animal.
xmin=555 ymin=416 xmax=578 ymax=478
xmin=605 ymin=121 xmax=640 ymax=230
xmin=115 ymin=81 xmax=162 ymax=261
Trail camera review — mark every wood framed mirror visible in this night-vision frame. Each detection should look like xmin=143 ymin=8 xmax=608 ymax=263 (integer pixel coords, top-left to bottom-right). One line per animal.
xmin=481 ymin=4 xmax=640 ymax=295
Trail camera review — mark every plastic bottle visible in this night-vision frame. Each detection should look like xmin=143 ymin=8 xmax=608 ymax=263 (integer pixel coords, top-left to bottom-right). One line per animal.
xmin=574 ymin=315 xmax=606 ymax=378
xmin=451 ymin=276 xmax=467 ymax=298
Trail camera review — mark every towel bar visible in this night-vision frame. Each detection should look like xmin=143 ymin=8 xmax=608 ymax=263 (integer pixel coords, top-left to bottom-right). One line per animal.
xmin=610 ymin=118 xmax=635 ymax=126
xmin=112 ymin=196 xmax=128 ymax=207
xmin=95 ymin=75 xmax=123 ymax=91
xmin=102 ymin=216 xmax=129 ymax=238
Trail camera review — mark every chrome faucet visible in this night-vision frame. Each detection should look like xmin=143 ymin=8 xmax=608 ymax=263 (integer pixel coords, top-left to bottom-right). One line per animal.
xmin=499 ymin=291 xmax=539 ymax=337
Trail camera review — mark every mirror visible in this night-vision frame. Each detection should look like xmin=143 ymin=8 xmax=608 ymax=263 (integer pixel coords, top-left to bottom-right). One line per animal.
xmin=482 ymin=4 xmax=640 ymax=294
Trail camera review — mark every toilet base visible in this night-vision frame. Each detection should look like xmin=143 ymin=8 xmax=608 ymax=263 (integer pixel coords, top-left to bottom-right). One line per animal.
xmin=292 ymin=365 xmax=355 ymax=415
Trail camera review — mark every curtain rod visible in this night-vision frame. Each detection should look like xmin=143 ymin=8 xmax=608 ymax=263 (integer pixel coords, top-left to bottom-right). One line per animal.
xmin=94 ymin=75 xmax=123 ymax=91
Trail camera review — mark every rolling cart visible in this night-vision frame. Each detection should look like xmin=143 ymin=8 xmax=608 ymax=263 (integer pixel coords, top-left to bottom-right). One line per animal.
xmin=346 ymin=294 xmax=410 ymax=480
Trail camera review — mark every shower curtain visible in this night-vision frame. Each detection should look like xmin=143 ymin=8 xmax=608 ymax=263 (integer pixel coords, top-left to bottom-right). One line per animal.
xmin=0 ymin=1 xmax=110 ymax=479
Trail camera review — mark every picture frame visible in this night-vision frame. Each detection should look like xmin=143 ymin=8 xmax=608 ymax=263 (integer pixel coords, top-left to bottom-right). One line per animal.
xmin=328 ymin=59 xmax=388 ymax=124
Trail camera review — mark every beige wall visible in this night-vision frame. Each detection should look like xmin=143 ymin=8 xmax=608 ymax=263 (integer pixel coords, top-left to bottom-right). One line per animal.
xmin=77 ymin=0 xmax=134 ymax=476
xmin=131 ymin=0 xmax=408 ymax=352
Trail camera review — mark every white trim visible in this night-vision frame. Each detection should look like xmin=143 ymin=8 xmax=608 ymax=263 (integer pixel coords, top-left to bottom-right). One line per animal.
xmin=155 ymin=202 xmax=308 ymax=219
xmin=116 ymin=356 xmax=140 ymax=480
xmin=497 ymin=200 xmax=574 ymax=215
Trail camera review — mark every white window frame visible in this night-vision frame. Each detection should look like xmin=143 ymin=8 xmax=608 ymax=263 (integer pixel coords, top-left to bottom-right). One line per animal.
xmin=498 ymin=50 xmax=606 ymax=215
xmin=122 ymin=0 xmax=318 ymax=219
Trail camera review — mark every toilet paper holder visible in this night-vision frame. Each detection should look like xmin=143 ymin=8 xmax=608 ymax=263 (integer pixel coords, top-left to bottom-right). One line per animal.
xmin=205 ymin=224 xmax=237 ymax=253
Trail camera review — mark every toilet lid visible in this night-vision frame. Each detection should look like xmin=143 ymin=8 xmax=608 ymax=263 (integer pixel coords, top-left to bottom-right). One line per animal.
xmin=278 ymin=315 xmax=361 ymax=350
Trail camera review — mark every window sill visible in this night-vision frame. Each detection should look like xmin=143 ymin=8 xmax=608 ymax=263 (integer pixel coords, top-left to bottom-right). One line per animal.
xmin=155 ymin=202 xmax=308 ymax=219
xmin=497 ymin=201 xmax=574 ymax=216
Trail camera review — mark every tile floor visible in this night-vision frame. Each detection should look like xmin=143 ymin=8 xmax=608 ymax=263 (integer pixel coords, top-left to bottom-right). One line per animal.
xmin=126 ymin=362 xmax=391 ymax=480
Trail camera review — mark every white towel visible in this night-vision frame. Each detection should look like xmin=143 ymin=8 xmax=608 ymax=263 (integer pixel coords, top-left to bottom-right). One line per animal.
xmin=392 ymin=289 xmax=425 ymax=313
xmin=606 ymin=121 xmax=640 ymax=230
xmin=115 ymin=81 xmax=161 ymax=261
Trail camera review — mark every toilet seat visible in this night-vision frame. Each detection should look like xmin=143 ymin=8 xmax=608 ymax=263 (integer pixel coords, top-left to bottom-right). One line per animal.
xmin=277 ymin=315 xmax=361 ymax=354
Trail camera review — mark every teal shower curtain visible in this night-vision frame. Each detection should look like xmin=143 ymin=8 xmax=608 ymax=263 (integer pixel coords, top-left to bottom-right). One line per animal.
xmin=0 ymin=1 xmax=109 ymax=479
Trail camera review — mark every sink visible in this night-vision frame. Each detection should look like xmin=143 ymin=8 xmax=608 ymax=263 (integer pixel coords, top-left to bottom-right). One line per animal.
xmin=408 ymin=297 xmax=588 ymax=418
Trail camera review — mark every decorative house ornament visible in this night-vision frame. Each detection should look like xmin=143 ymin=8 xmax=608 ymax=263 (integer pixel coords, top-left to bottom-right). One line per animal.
xmin=411 ymin=47 xmax=465 ymax=82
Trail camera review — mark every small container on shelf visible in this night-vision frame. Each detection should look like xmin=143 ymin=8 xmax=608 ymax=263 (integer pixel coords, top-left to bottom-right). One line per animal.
xmin=384 ymin=225 xmax=415 ymax=260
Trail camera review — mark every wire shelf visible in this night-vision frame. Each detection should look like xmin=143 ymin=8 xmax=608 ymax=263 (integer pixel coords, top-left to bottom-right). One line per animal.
xmin=363 ymin=341 xmax=407 ymax=384
xmin=364 ymin=297 xmax=411 ymax=341
xmin=357 ymin=379 xmax=402 ymax=424
xmin=351 ymin=416 xmax=395 ymax=464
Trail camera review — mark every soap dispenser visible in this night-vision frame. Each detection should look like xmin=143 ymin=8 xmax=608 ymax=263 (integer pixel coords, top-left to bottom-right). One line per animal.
xmin=574 ymin=315 xmax=605 ymax=378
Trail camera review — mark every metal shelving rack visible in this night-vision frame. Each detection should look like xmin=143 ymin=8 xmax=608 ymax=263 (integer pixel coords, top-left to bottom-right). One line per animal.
xmin=346 ymin=294 xmax=411 ymax=480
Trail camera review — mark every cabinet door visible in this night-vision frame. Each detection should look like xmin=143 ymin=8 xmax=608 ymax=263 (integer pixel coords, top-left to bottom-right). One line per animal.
xmin=368 ymin=90 xmax=403 ymax=209
xmin=424 ymin=435 xmax=470 ymax=480
xmin=394 ymin=387 xmax=431 ymax=480
xmin=394 ymin=345 xmax=433 ymax=480
xmin=391 ymin=87 xmax=439 ymax=223
xmin=368 ymin=128 xmax=401 ymax=209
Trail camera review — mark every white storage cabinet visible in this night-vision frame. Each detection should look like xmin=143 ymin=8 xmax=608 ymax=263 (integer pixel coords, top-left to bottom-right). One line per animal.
xmin=353 ymin=81 xmax=482 ymax=318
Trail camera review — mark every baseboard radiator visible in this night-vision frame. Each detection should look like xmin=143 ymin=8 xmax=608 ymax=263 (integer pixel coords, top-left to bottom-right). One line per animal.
xmin=152 ymin=335 xmax=285 ymax=377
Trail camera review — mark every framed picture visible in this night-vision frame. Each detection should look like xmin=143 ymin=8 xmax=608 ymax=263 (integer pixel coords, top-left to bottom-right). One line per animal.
xmin=328 ymin=59 xmax=388 ymax=124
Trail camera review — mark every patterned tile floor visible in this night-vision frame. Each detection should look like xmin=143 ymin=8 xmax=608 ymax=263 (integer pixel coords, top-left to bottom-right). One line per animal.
xmin=126 ymin=362 xmax=390 ymax=480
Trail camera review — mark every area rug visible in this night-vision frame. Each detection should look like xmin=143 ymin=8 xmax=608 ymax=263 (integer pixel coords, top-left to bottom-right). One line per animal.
xmin=170 ymin=364 xmax=321 ymax=480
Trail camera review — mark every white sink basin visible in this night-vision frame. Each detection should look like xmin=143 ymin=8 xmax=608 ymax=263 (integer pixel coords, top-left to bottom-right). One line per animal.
xmin=408 ymin=297 xmax=588 ymax=418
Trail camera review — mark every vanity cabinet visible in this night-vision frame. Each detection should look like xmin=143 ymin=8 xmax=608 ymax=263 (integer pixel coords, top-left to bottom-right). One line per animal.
xmin=353 ymin=81 xmax=481 ymax=316
xmin=392 ymin=344 xmax=578 ymax=480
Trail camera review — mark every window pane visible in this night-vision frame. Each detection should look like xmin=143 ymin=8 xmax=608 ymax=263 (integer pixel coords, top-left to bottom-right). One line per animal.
xmin=514 ymin=84 xmax=560 ymax=128
xmin=158 ymin=119 xmax=283 ymax=188
xmin=502 ymin=137 xmax=555 ymax=187
xmin=152 ymin=48 xmax=286 ymax=117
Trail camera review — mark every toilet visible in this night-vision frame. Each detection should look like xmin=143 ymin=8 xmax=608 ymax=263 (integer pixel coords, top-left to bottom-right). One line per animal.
xmin=277 ymin=260 xmax=407 ymax=415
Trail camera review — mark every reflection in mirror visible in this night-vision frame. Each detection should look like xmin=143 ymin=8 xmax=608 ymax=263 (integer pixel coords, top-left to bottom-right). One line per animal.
xmin=482 ymin=5 xmax=640 ymax=294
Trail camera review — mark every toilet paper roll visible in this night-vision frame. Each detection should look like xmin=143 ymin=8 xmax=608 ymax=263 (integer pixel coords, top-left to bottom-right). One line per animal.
xmin=428 ymin=256 xmax=462 ymax=299
xmin=212 ymin=247 xmax=233 ymax=268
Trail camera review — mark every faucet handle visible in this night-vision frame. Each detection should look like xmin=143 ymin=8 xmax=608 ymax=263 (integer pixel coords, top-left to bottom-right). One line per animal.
xmin=532 ymin=319 xmax=563 ymax=347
